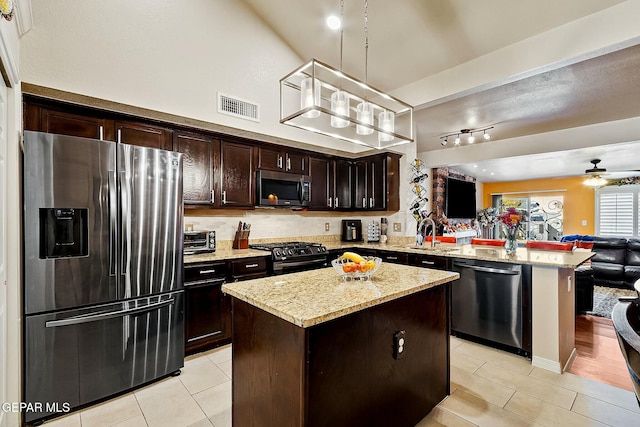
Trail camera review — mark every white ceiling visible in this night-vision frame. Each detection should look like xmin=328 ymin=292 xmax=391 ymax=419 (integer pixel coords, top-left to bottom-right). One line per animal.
xmin=242 ymin=0 xmax=640 ymax=182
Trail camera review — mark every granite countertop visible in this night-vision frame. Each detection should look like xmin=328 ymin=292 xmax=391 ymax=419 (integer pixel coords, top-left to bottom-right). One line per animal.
xmin=325 ymin=242 xmax=594 ymax=269
xmin=184 ymin=248 xmax=270 ymax=264
xmin=221 ymin=263 xmax=459 ymax=328
xmin=184 ymin=241 xmax=594 ymax=269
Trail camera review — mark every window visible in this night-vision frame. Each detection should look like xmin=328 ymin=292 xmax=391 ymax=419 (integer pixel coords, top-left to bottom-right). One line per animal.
xmin=595 ymin=185 xmax=639 ymax=237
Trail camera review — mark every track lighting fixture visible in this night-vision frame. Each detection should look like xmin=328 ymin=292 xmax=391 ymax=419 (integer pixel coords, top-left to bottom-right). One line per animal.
xmin=439 ymin=127 xmax=493 ymax=147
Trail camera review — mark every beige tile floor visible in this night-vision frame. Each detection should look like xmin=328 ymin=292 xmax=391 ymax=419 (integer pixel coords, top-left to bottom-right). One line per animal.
xmin=43 ymin=336 xmax=640 ymax=427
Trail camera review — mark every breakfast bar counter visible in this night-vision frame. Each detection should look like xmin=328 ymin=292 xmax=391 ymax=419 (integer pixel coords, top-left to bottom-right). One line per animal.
xmin=222 ymin=264 xmax=459 ymax=427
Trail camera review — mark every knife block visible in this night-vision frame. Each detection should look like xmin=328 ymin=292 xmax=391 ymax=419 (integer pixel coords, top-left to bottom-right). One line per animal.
xmin=233 ymin=231 xmax=249 ymax=249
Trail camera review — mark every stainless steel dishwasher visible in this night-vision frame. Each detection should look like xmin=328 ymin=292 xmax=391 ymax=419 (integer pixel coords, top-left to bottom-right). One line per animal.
xmin=451 ymin=259 xmax=532 ymax=355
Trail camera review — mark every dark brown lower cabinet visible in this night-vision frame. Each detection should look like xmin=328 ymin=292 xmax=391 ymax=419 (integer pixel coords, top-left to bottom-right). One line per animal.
xmin=231 ymin=284 xmax=450 ymax=427
xmin=184 ymin=262 xmax=230 ymax=354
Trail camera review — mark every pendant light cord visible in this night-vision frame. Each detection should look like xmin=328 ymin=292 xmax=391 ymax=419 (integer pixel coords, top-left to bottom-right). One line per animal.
xmin=364 ymin=0 xmax=368 ymax=84
xmin=339 ymin=0 xmax=344 ymax=72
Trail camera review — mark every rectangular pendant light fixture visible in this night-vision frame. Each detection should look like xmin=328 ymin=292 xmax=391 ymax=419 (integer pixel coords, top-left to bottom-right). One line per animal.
xmin=280 ymin=59 xmax=414 ymax=150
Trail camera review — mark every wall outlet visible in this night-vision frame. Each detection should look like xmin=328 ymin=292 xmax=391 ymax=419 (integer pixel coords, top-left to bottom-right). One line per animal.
xmin=393 ymin=222 xmax=401 ymax=232
xmin=581 ymin=220 xmax=587 ymax=226
xmin=185 ymin=223 xmax=194 ymax=232
xmin=393 ymin=330 xmax=406 ymax=360
xmin=325 ymin=222 xmax=330 ymax=231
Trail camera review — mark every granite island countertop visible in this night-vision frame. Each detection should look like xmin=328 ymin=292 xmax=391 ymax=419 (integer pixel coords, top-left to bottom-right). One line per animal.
xmin=221 ymin=263 xmax=459 ymax=328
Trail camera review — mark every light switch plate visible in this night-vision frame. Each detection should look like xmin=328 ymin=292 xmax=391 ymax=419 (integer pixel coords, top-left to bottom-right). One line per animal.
xmin=325 ymin=223 xmax=330 ymax=231
xmin=393 ymin=223 xmax=401 ymax=232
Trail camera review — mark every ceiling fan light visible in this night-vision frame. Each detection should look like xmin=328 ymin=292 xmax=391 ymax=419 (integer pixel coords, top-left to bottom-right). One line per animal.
xmin=330 ymin=90 xmax=350 ymax=128
xmin=584 ymin=176 xmax=607 ymax=187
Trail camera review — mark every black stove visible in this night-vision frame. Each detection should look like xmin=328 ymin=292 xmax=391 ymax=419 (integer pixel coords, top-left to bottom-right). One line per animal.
xmin=249 ymin=241 xmax=328 ymax=274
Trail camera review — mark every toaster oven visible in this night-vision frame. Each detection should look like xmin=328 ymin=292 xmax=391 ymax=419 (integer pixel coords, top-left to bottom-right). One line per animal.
xmin=184 ymin=230 xmax=216 ymax=255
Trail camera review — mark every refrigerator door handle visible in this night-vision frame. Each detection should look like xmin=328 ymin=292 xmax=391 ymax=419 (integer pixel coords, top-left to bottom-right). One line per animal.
xmin=109 ymin=170 xmax=117 ymax=276
xmin=45 ymin=298 xmax=176 ymax=328
xmin=120 ymin=170 xmax=129 ymax=276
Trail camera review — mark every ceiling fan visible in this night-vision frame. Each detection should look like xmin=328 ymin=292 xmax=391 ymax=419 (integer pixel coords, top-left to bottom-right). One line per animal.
xmin=583 ymin=159 xmax=640 ymax=187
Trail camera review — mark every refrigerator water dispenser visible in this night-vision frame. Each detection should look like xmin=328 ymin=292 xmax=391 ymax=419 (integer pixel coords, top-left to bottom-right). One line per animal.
xmin=39 ymin=208 xmax=88 ymax=258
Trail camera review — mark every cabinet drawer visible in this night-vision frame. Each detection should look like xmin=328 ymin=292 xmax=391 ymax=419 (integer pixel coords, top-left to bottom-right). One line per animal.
xmin=414 ymin=255 xmax=450 ymax=270
xmin=379 ymin=252 xmax=408 ymax=264
xmin=229 ymin=257 xmax=268 ymax=277
xmin=184 ymin=262 xmax=227 ymax=285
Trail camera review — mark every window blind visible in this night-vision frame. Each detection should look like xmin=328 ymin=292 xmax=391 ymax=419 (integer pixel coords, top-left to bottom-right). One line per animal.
xmin=597 ymin=192 xmax=634 ymax=236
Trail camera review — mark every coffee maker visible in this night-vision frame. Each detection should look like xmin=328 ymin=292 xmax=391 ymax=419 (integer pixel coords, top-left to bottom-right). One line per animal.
xmin=341 ymin=219 xmax=363 ymax=242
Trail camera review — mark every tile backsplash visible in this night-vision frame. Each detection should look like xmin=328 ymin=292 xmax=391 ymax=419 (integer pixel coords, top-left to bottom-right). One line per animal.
xmin=185 ymin=209 xmax=410 ymax=243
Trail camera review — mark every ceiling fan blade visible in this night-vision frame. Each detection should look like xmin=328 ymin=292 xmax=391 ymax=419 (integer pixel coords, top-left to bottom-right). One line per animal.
xmin=602 ymin=170 xmax=640 ymax=179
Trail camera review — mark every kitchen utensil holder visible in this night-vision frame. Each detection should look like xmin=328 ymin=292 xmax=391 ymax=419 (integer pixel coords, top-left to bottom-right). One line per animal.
xmin=233 ymin=231 xmax=250 ymax=249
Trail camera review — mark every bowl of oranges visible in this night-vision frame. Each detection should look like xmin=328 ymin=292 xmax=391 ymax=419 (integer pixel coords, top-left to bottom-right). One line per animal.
xmin=331 ymin=251 xmax=382 ymax=280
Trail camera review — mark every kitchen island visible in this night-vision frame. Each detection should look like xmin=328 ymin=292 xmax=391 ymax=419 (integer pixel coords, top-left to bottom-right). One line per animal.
xmin=222 ymin=263 xmax=459 ymax=427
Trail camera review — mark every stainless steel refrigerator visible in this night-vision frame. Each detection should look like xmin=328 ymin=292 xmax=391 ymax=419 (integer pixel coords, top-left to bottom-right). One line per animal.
xmin=23 ymin=131 xmax=184 ymax=423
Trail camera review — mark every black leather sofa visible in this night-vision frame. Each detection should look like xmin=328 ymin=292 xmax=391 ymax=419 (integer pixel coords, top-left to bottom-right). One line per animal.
xmin=570 ymin=237 xmax=640 ymax=313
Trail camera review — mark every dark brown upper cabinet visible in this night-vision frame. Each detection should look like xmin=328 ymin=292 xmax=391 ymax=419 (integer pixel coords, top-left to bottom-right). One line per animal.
xmin=24 ymin=104 xmax=115 ymax=141
xmin=309 ymin=155 xmax=333 ymax=210
xmin=354 ymin=154 xmax=389 ymax=210
xmin=174 ymin=131 xmax=216 ymax=206
xmin=256 ymin=146 xmax=308 ymax=175
xmin=115 ymin=120 xmax=173 ymax=150
xmin=333 ymin=159 xmax=353 ymax=210
xmin=218 ymin=140 xmax=254 ymax=208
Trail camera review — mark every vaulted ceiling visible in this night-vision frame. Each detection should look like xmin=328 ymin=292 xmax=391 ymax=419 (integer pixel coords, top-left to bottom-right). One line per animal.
xmin=242 ymin=0 xmax=640 ymax=182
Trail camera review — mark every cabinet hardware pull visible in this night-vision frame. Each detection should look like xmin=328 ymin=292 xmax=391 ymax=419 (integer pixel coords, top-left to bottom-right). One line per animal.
xmin=302 ymin=158 xmax=305 ymax=170
xmin=222 ymin=190 xmax=227 ymax=205
xmin=328 ymin=197 xmax=332 ymax=208
xmin=335 ymin=197 xmax=339 ymax=208
xmin=286 ymin=157 xmax=291 ymax=171
xmin=421 ymin=260 xmax=435 ymax=265
xmin=277 ymin=155 xmax=283 ymax=169
xmin=117 ymin=129 xmax=122 ymax=143
xmin=246 ymin=263 xmax=259 ymax=268
xmin=362 ymin=197 xmax=366 ymax=207
xmin=99 ymin=125 xmax=104 ymax=141
xmin=387 ymin=256 xmax=398 ymax=260
xmin=210 ymin=190 xmax=214 ymax=203
xmin=369 ymin=197 xmax=374 ymax=208
xmin=199 ymin=269 xmax=217 ymax=274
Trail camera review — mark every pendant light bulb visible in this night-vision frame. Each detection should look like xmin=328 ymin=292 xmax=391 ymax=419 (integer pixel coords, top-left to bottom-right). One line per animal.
xmin=454 ymin=135 xmax=461 ymax=145
xmin=468 ymin=134 xmax=475 ymax=144
xmin=483 ymin=130 xmax=491 ymax=140
xmin=300 ymin=77 xmax=321 ymax=119
xmin=378 ymin=110 xmax=395 ymax=142
xmin=356 ymin=101 xmax=374 ymax=135
xmin=330 ymin=90 xmax=350 ymax=128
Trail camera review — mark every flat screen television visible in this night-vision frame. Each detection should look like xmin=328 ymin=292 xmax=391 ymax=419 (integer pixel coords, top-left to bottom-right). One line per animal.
xmin=445 ymin=178 xmax=476 ymax=219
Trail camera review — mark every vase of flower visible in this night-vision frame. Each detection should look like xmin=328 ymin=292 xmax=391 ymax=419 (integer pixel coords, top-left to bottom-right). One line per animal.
xmin=499 ymin=207 xmax=525 ymax=255
xmin=504 ymin=226 xmax=519 ymax=254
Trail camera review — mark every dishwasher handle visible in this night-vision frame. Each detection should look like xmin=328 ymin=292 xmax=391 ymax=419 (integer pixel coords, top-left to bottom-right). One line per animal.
xmin=453 ymin=262 xmax=519 ymax=275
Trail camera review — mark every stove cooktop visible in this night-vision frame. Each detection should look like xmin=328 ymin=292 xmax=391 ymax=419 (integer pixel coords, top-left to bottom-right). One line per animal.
xmin=249 ymin=242 xmax=327 ymax=260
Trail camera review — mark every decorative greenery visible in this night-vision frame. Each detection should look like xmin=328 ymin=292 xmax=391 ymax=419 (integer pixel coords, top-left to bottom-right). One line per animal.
xmin=476 ymin=207 xmax=498 ymax=227
xmin=0 ymin=0 xmax=13 ymax=21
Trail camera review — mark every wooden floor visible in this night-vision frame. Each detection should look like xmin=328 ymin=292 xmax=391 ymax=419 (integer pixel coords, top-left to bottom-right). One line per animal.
xmin=569 ymin=314 xmax=633 ymax=391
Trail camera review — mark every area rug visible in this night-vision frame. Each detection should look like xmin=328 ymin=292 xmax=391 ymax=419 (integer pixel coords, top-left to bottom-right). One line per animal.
xmin=586 ymin=285 xmax=637 ymax=318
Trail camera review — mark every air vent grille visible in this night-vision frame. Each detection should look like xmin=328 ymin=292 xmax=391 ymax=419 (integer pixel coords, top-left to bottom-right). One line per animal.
xmin=218 ymin=93 xmax=260 ymax=122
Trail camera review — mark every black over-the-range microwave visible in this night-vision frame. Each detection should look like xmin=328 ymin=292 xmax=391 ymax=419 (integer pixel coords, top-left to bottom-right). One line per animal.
xmin=256 ymin=170 xmax=311 ymax=207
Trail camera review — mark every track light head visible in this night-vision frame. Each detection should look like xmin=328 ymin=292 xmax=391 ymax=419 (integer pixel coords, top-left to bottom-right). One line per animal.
xmin=483 ymin=130 xmax=491 ymax=140
xmin=440 ymin=138 xmax=447 ymax=146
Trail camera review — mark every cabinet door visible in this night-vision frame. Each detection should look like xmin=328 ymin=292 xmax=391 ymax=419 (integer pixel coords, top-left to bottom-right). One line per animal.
xmin=185 ymin=281 xmax=230 ymax=354
xmin=115 ymin=120 xmax=172 ymax=150
xmin=30 ymin=106 xmax=114 ymax=141
xmin=309 ymin=156 xmax=332 ymax=210
xmin=174 ymin=131 xmax=216 ymax=206
xmin=256 ymin=146 xmax=283 ymax=171
xmin=285 ymin=151 xmax=308 ymax=174
xmin=219 ymin=140 xmax=254 ymax=207
xmin=334 ymin=159 xmax=352 ymax=209
xmin=368 ymin=155 xmax=387 ymax=210
xmin=353 ymin=160 xmax=368 ymax=209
